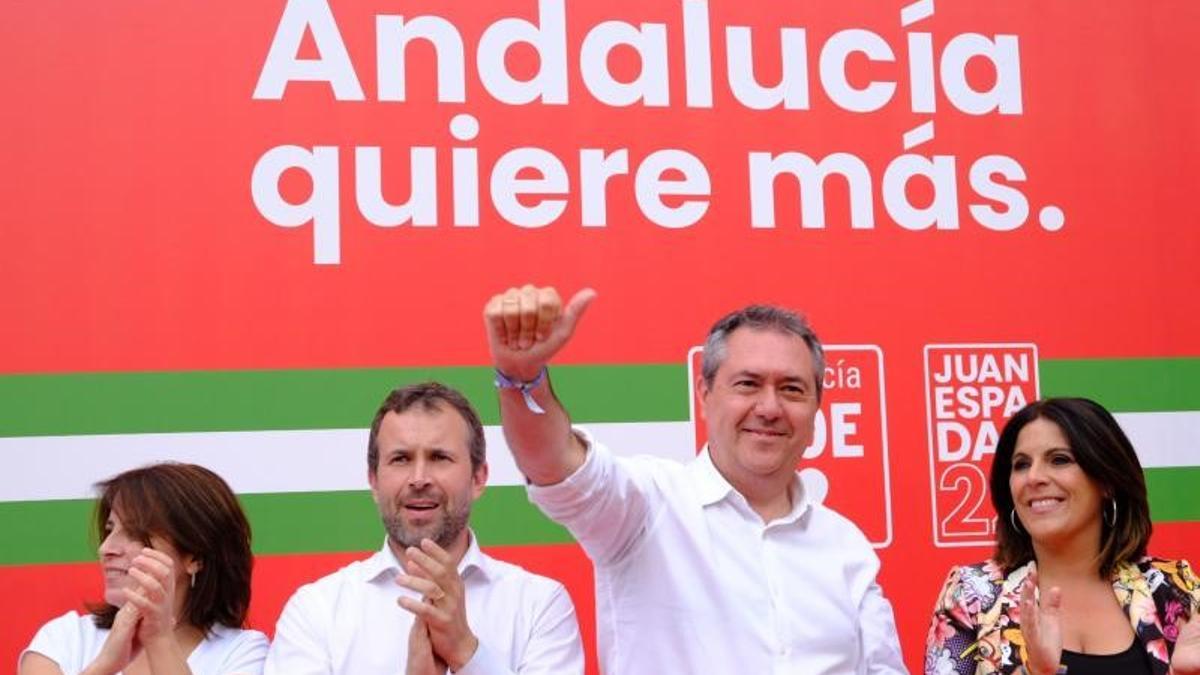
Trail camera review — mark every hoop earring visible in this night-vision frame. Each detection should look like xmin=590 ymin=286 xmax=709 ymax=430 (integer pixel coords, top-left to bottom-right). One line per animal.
xmin=1010 ymin=509 xmax=1024 ymax=535
xmin=1106 ymin=497 xmax=1118 ymax=527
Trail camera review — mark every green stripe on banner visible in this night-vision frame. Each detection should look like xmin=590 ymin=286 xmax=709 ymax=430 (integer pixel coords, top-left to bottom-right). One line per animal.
xmin=246 ymin=487 xmax=574 ymax=553
xmin=1040 ymin=358 xmax=1200 ymax=412
xmin=0 ymin=485 xmax=572 ymax=567
xmin=2 ymin=357 xmax=1197 ymax=437
xmin=1145 ymin=467 xmax=1200 ymax=522
xmin=0 ymin=499 xmax=95 ymax=565
xmin=0 ymin=365 xmax=688 ymax=437
xmin=3 ymin=472 xmax=1197 ymax=566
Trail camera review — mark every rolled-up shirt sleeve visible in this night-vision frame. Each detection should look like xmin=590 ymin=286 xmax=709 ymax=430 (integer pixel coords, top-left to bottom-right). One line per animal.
xmin=527 ymin=431 xmax=656 ymax=568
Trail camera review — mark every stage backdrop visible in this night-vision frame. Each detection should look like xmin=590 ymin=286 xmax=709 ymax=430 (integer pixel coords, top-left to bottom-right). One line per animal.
xmin=3 ymin=1 xmax=1198 ymax=672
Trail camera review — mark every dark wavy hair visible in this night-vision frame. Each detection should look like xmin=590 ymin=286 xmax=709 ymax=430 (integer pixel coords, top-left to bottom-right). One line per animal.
xmin=90 ymin=463 xmax=253 ymax=632
xmin=991 ymin=397 xmax=1151 ymax=577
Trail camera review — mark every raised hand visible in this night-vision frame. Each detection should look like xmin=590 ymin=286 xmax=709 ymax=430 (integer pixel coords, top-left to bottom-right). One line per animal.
xmin=396 ymin=538 xmax=478 ymax=671
xmin=1019 ymin=567 xmax=1063 ymax=675
xmin=484 ymin=285 xmax=596 ymax=381
xmin=1170 ymin=610 xmax=1200 ymax=675
xmin=124 ymin=547 xmax=179 ymax=643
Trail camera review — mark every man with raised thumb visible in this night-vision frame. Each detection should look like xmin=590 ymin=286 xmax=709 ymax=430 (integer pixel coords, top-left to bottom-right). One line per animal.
xmin=484 ymin=284 xmax=906 ymax=674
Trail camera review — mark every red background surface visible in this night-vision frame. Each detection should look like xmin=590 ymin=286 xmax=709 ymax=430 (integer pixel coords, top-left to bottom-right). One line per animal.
xmin=3 ymin=1 xmax=1198 ymax=672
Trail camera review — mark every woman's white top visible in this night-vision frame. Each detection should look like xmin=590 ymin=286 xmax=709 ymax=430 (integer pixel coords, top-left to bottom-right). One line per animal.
xmin=20 ymin=611 xmax=268 ymax=674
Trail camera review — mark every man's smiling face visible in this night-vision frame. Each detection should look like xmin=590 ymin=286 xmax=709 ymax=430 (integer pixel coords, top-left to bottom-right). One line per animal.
xmin=699 ymin=327 xmax=819 ymax=495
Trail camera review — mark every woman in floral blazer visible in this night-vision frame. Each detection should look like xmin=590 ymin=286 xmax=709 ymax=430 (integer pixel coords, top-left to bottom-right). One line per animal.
xmin=928 ymin=557 xmax=1199 ymax=674
xmin=924 ymin=398 xmax=1200 ymax=675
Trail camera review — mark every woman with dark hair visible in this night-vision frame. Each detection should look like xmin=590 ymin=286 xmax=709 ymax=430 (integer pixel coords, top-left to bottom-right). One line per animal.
xmin=19 ymin=463 xmax=267 ymax=675
xmin=925 ymin=397 xmax=1200 ymax=675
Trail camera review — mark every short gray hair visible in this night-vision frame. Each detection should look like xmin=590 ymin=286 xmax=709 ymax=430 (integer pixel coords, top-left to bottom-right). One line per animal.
xmin=700 ymin=305 xmax=826 ymax=401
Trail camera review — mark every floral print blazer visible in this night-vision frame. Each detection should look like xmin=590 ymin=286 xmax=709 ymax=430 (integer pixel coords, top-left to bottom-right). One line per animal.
xmin=925 ymin=557 xmax=1200 ymax=675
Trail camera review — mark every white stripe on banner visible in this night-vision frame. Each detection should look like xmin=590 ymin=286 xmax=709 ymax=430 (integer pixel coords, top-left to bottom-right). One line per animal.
xmin=2 ymin=411 xmax=1194 ymax=502
xmin=1114 ymin=411 xmax=1200 ymax=469
xmin=1 ymin=422 xmax=696 ymax=502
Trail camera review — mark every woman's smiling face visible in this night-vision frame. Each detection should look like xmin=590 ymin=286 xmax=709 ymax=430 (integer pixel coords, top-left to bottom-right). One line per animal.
xmin=97 ymin=507 xmax=189 ymax=607
xmin=1009 ymin=417 xmax=1106 ymax=554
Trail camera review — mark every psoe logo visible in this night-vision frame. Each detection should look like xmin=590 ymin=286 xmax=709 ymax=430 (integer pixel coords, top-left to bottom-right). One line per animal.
xmin=924 ymin=343 xmax=1039 ymax=547
xmin=688 ymin=345 xmax=893 ymax=548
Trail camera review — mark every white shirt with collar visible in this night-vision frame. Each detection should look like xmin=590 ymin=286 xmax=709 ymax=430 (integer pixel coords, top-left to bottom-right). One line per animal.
xmin=264 ymin=531 xmax=584 ymax=675
xmin=528 ymin=430 xmax=908 ymax=675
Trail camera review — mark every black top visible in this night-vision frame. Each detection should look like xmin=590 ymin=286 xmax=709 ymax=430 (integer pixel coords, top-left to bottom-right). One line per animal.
xmin=1060 ymin=637 xmax=1153 ymax=675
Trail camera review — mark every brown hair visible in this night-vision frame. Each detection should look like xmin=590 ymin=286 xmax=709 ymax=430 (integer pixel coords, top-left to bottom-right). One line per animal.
xmin=90 ymin=463 xmax=253 ymax=632
xmin=368 ymin=381 xmax=486 ymax=474
xmin=991 ymin=397 xmax=1152 ymax=578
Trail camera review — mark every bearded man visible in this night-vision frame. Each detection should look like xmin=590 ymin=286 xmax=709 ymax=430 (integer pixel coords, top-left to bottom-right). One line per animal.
xmin=265 ymin=381 xmax=584 ymax=675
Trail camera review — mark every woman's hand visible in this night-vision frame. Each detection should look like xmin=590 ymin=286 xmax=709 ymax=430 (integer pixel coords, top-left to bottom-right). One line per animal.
xmin=124 ymin=547 xmax=180 ymax=644
xmin=123 ymin=546 xmax=199 ymax=674
xmin=1170 ymin=611 xmax=1200 ymax=675
xmin=1019 ymin=567 xmax=1064 ymax=675
xmin=81 ymin=603 xmax=141 ymax=675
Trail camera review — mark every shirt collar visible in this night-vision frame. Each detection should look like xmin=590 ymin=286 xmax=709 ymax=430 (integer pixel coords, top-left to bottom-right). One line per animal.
xmin=689 ymin=446 xmax=733 ymax=505
xmin=689 ymin=446 xmax=813 ymax=524
xmin=360 ymin=529 xmax=492 ymax=584
xmin=459 ymin=531 xmax=492 ymax=581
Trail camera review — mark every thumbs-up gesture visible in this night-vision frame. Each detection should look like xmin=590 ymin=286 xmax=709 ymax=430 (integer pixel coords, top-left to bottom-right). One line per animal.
xmin=484 ymin=285 xmax=596 ymax=380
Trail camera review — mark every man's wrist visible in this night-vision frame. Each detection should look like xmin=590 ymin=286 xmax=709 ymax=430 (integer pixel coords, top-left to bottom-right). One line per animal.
xmin=495 ymin=364 xmax=546 ymax=384
xmin=446 ymin=634 xmax=479 ymax=672
xmin=494 ymin=367 xmax=548 ymax=414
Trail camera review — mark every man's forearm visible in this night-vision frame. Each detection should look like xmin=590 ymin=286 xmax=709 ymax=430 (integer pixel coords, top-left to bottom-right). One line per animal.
xmin=497 ymin=374 xmax=587 ymax=486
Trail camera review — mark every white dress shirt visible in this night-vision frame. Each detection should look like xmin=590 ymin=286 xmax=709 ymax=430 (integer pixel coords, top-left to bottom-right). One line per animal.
xmin=528 ymin=431 xmax=908 ymax=675
xmin=22 ymin=611 xmax=267 ymax=674
xmin=264 ymin=532 xmax=583 ymax=675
